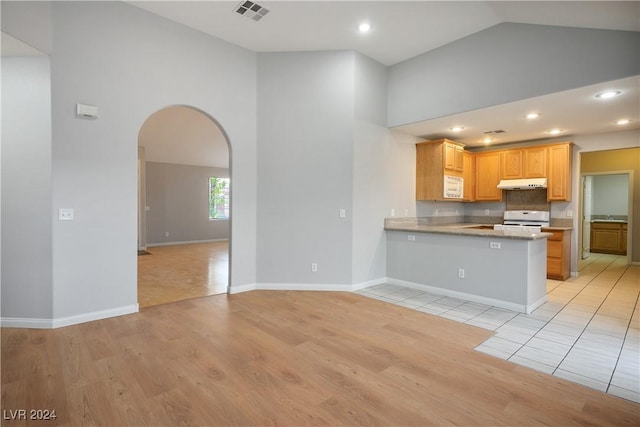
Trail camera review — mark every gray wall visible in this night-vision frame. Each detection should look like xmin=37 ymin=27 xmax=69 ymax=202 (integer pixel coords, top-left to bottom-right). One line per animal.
xmin=2 ymin=1 xmax=257 ymax=323
xmin=388 ymin=23 xmax=640 ymax=127
xmin=1 ymin=56 xmax=53 ymax=320
xmin=145 ymin=162 xmax=230 ymax=244
xmin=352 ymin=53 xmax=417 ymax=284
xmin=256 ymin=51 xmax=355 ymax=285
xmin=592 ymin=174 xmax=629 ymax=216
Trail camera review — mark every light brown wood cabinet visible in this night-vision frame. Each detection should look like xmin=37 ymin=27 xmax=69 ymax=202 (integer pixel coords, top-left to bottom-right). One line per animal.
xmin=501 ymin=146 xmax=548 ymax=180
xmin=547 ymin=143 xmax=572 ymax=201
xmin=416 ymin=139 xmax=465 ymax=201
xmin=444 ymin=141 xmax=464 ymax=172
xmin=501 ymin=149 xmax=524 ymax=179
xmin=475 ymin=151 xmax=502 ymax=201
xmin=524 ymin=146 xmax=547 ymax=178
xmin=462 ymin=151 xmax=475 ymax=201
xmin=545 ymin=229 xmax=571 ymax=280
xmin=590 ymin=222 xmax=627 ymax=255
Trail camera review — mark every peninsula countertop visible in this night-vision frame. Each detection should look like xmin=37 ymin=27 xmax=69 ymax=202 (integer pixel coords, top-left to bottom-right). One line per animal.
xmin=384 ymin=218 xmax=553 ymax=241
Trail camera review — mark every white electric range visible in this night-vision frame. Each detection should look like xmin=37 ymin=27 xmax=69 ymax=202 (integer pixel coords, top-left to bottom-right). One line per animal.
xmin=493 ymin=210 xmax=550 ymax=233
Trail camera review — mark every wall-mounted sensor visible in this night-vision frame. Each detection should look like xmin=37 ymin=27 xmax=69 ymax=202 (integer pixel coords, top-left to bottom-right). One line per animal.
xmin=76 ymin=103 xmax=98 ymax=119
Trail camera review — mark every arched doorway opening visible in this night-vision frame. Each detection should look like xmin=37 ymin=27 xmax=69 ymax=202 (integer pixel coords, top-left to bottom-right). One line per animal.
xmin=137 ymin=105 xmax=231 ymax=308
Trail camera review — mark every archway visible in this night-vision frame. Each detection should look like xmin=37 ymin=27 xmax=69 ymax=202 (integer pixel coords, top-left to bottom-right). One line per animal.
xmin=137 ymin=105 xmax=231 ymax=308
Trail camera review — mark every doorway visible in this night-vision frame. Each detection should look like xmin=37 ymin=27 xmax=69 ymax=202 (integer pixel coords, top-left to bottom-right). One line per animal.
xmin=580 ymin=172 xmax=632 ymax=264
xmin=137 ymin=105 xmax=231 ymax=308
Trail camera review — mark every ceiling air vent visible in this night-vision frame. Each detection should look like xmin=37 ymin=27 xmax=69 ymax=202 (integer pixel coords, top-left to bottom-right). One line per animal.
xmin=234 ymin=1 xmax=270 ymax=22
xmin=483 ymin=129 xmax=506 ymax=134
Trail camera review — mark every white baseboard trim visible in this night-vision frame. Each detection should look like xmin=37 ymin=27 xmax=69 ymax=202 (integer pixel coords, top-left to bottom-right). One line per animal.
xmin=1 ymin=317 xmax=55 ymax=329
xmin=386 ymin=277 xmax=532 ymax=313
xmin=228 ymin=283 xmax=256 ymax=294
xmin=352 ymin=277 xmax=388 ymax=291
xmin=147 ymin=238 xmax=229 ymax=248
xmin=256 ymin=283 xmax=354 ymax=292
xmin=228 ymin=277 xmax=388 ymax=295
xmin=1 ymin=304 xmax=139 ymax=329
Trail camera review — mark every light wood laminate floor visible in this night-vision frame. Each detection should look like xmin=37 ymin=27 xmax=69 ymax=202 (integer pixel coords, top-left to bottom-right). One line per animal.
xmin=137 ymin=242 xmax=228 ymax=308
xmin=2 ymin=291 xmax=639 ymax=426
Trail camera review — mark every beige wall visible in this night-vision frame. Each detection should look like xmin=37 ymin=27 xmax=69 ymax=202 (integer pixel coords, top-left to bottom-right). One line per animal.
xmin=581 ymin=147 xmax=640 ymax=263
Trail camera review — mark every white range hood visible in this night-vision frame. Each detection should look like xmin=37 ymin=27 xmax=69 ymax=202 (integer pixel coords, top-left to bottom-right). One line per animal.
xmin=497 ymin=178 xmax=547 ymax=190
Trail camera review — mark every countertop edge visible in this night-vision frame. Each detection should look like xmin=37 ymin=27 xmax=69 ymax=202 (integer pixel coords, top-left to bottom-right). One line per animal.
xmin=384 ymin=224 xmax=552 ymax=241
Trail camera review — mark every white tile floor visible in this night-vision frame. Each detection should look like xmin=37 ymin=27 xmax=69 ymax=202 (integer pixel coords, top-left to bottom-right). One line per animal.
xmin=356 ymin=253 xmax=640 ymax=403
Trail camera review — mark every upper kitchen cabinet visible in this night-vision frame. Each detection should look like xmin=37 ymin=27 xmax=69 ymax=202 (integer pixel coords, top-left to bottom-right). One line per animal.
xmin=547 ymin=143 xmax=573 ymax=201
xmin=501 ymin=146 xmax=547 ymax=179
xmin=444 ymin=140 xmax=464 ymax=172
xmin=524 ymin=146 xmax=547 ymax=178
xmin=475 ymin=151 xmax=502 ymax=201
xmin=416 ymin=139 xmax=465 ymax=201
xmin=462 ymin=151 xmax=475 ymax=201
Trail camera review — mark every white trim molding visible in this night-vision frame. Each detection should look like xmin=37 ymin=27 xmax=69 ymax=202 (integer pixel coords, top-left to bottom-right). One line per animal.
xmin=147 ymin=238 xmax=229 ymax=248
xmin=385 ymin=277 xmax=543 ymax=314
xmin=1 ymin=304 xmax=139 ymax=329
xmin=229 ymin=277 xmax=388 ymax=295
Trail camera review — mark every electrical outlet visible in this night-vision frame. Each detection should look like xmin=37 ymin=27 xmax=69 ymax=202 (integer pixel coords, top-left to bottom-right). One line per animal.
xmin=566 ymin=210 xmax=573 ymax=218
xmin=311 ymin=263 xmax=318 ymax=272
xmin=58 ymin=208 xmax=74 ymax=221
xmin=490 ymin=242 xmax=501 ymax=249
xmin=485 ymin=209 xmax=490 ymax=216
xmin=165 ymin=231 xmax=170 ymax=237
xmin=339 ymin=208 xmax=346 ymax=218
xmin=408 ymin=235 xmax=416 ymax=241
xmin=458 ymin=268 xmax=465 ymax=279
xmin=391 ymin=208 xmax=395 ymax=217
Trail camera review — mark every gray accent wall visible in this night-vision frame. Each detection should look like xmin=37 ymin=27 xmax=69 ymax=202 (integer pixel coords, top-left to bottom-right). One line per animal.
xmin=257 ymin=51 xmax=355 ymax=285
xmin=388 ymin=23 xmax=640 ymax=127
xmin=1 ymin=56 xmax=53 ymax=320
xmin=2 ymin=1 xmax=257 ymax=323
xmin=145 ymin=162 xmax=230 ymax=244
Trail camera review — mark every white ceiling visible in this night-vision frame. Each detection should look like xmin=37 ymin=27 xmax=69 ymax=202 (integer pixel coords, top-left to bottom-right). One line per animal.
xmin=3 ymin=2 xmax=639 ymax=151
xmin=129 ymin=1 xmax=640 ymax=67
xmin=129 ymin=1 xmax=639 ymax=147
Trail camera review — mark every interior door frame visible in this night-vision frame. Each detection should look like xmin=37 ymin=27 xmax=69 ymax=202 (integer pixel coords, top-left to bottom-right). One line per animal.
xmin=137 ymin=146 xmax=147 ymax=252
xmin=578 ymin=170 xmax=633 ymax=265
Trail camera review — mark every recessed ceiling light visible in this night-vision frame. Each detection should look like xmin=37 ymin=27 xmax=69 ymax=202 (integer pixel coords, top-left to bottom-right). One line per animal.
xmin=450 ymin=126 xmax=464 ymax=132
xmin=526 ymin=112 xmax=540 ymax=120
xmin=482 ymin=137 xmax=493 ymax=144
xmin=546 ymin=129 xmax=565 ymax=135
xmin=616 ymin=119 xmax=631 ymax=125
xmin=358 ymin=22 xmax=371 ymax=33
xmin=595 ymin=90 xmax=621 ymax=100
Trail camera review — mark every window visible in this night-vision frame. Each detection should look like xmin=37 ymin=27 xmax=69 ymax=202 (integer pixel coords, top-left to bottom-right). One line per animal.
xmin=209 ymin=177 xmax=230 ymax=220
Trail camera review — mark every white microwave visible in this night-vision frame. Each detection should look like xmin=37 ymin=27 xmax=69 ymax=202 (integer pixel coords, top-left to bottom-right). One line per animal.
xmin=444 ymin=175 xmax=463 ymax=199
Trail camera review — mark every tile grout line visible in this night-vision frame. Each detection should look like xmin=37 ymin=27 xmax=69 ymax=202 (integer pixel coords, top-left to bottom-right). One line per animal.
xmin=605 ymin=278 xmax=639 ymax=394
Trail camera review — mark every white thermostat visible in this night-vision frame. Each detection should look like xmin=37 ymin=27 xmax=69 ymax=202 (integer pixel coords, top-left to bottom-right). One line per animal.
xmin=76 ymin=103 xmax=98 ymax=119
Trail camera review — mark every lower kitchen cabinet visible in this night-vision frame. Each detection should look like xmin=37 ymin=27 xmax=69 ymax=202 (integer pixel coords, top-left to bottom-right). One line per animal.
xmin=545 ymin=229 xmax=571 ymax=280
xmin=590 ymin=222 xmax=627 ymax=255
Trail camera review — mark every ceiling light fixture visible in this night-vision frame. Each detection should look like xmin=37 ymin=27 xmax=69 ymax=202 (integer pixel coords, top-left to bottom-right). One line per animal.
xmin=595 ymin=90 xmax=621 ymax=100
xmin=546 ymin=129 xmax=565 ymax=135
xmin=450 ymin=126 xmax=464 ymax=132
xmin=358 ymin=22 xmax=371 ymax=33
xmin=526 ymin=113 xmax=540 ymax=119
xmin=482 ymin=137 xmax=493 ymax=144
xmin=616 ymin=119 xmax=631 ymax=125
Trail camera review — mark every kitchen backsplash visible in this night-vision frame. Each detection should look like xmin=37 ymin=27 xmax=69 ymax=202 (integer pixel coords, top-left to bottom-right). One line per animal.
xmin=505 ymin=189 xmax=549 ymax=211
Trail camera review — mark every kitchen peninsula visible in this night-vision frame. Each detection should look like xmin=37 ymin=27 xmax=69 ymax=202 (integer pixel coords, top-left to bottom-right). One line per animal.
xmin=385 ymin=218 xmax=551 ymax=313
